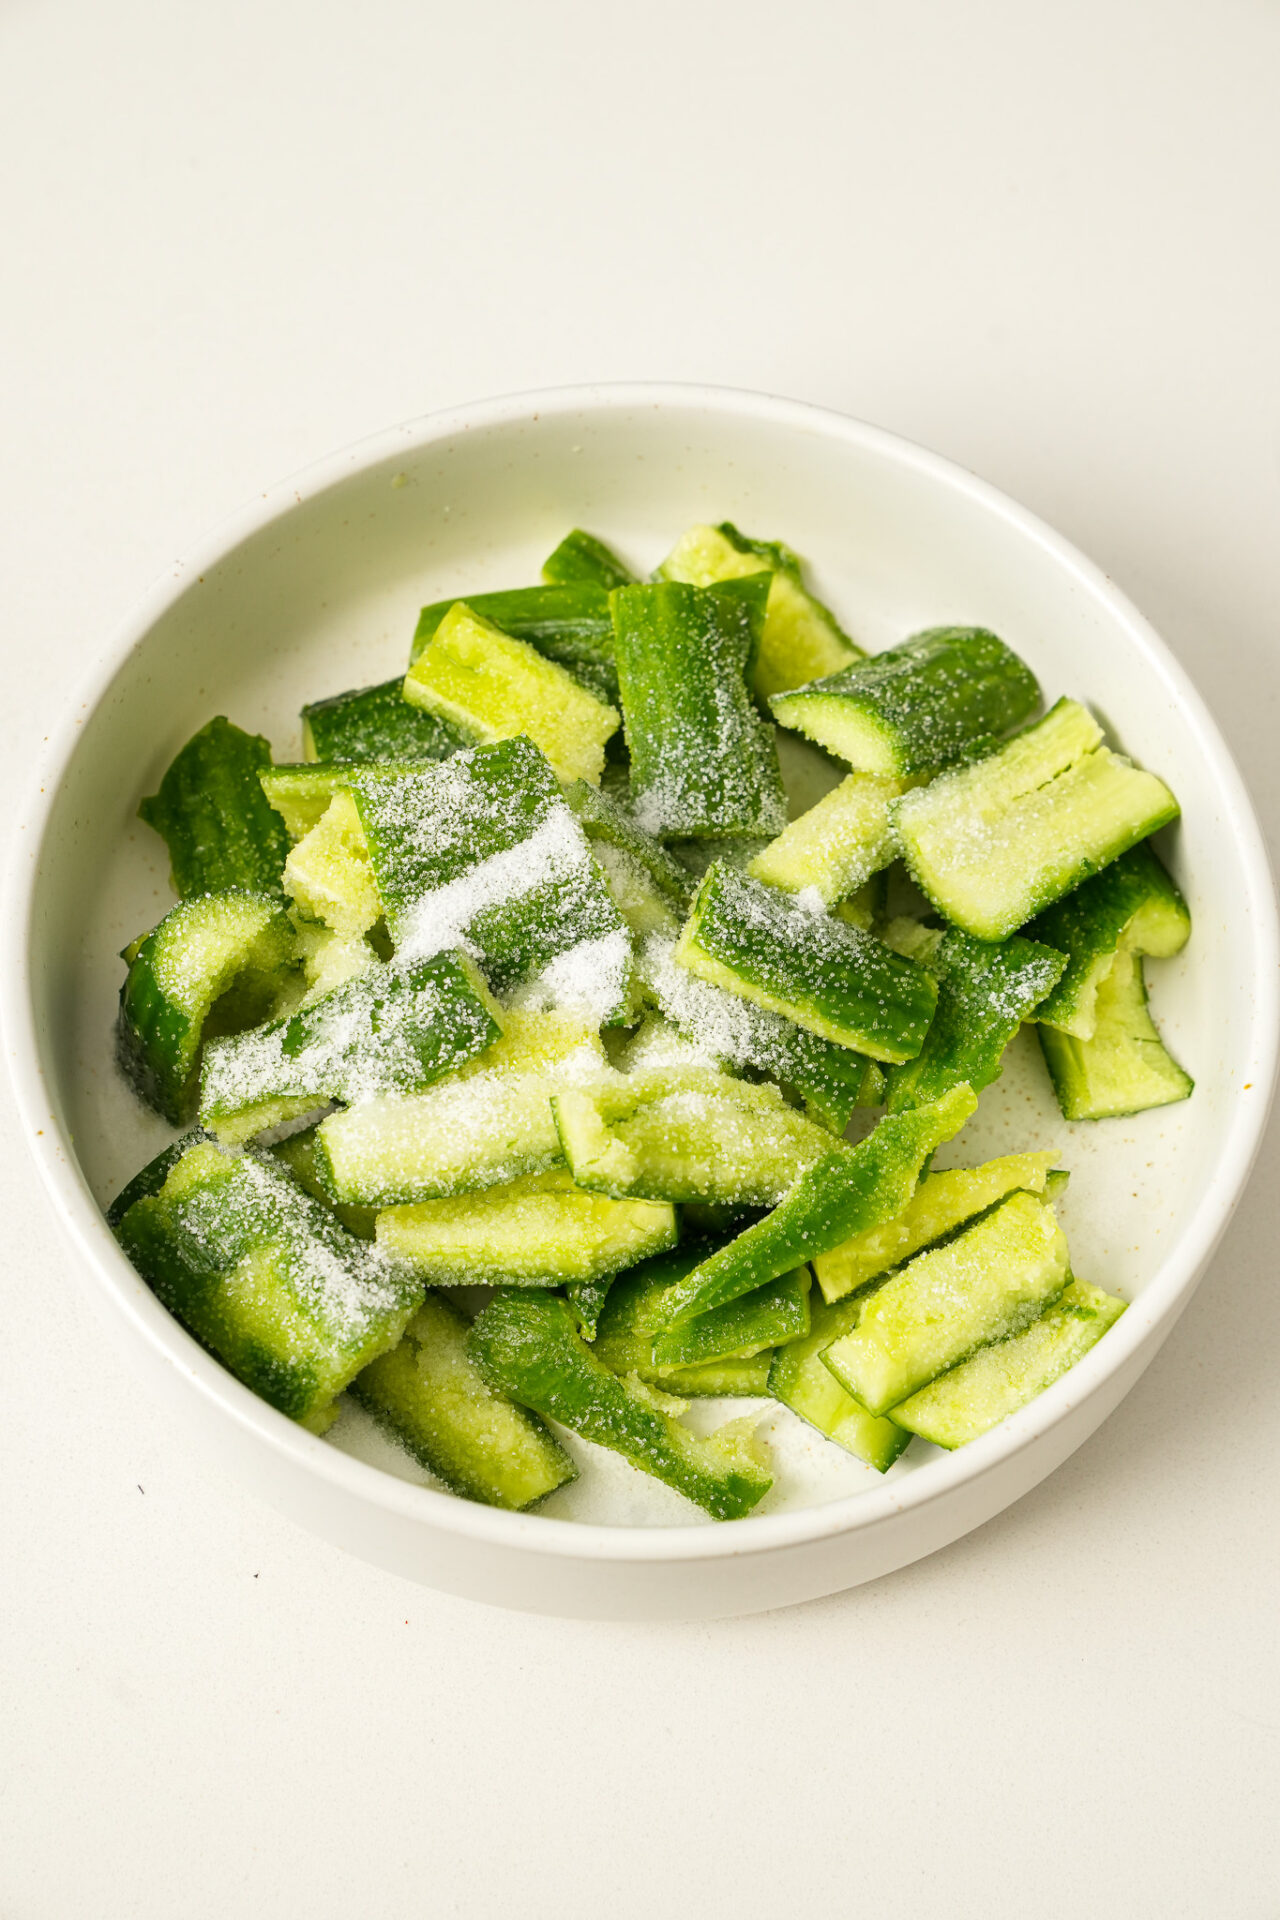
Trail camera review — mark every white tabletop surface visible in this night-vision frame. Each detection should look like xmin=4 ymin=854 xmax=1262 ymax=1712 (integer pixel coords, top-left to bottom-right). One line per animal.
xmin=3 ymin=3 xmax=1278 ymax=1914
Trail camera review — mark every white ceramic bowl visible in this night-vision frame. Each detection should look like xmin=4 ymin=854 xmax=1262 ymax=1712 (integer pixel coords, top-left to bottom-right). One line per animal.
xmin=7 ymin=384 xmax=1277 ymax=1619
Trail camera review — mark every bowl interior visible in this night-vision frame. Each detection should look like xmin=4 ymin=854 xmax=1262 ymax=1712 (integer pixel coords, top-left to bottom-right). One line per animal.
xmin=22 ymin=390 xmax=1270 ymax=1529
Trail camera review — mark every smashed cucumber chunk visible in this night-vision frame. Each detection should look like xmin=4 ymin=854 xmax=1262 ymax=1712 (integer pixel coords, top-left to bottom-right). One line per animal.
xmin=117 ymin=891 xmax=299 ymax=1126
xmin=375 ymin=1167 xmax=677 ymax=1287
xmin=649 ymin=1265 xmax=811 ymax=1370
xmin=888 ymin=1277 xmax=1126 ymax=1447
xmin=813 ymin=1151 xmax=1058 ymax=1304
xmin=199 ymin=951 xmax=503 ymax=1146
xmin=610 ymin=576 xmax=788 ymax=839
xmin=302 ymin=679 xmax=469 ymax=766
xmin=1038 ymin=947 xmax=1193 ymax=1120
xmin=403 ymin=602 xmax=620 ymax=786
xmin=883 ymin=928 xmax=1067 ymax=1113
xmin=542 ymin=528 xmax=635 ymax=591
xmin=346 ymin=738 xmax=632 ymax=1025
xmin=675 ymin=862 xmax=937 ymax=1061
xmin=114 ymin=1140 xmax=421 ymax=1430
xmin=822 ymin=1189 xmax=1069 ymax=1416
xmin=138 ymin=716 xmax=291 ymax=901
xmin=893 ymin=698 xmax=1180 ymax=942
xmin=1028 ymin=841 xmax=1190 ymax=1039
xmin=263 ymin=761 xmax=425 ymax=843
xmin=771 ymin=627 xmax=1040 ymax=776
xmin=747 ymin=771 xmax=911 ymax=906
xmin=768 ymin=1291 xmax=911 ymax=1473
xmin=411 ymin=583 xmax=618 ymax=706
xmin=658 ymin=521 xmax=861 ymax=698
xmin=350 ymin=1292 xmax=578 ymax=1507
xmin=651 ymin=1084 xmax=978 ymax=1329
xmin=468 ymin=1290 xmax=773 ymax=1519
xmin=313 ymin=1009 xmax=609 ymax=1207
xmin=283 ymin=788 xmax=383 ymax=937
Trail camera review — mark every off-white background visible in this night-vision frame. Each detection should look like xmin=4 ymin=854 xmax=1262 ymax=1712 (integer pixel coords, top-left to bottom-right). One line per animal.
xmin=2 ymin=2 xmax=1278 ymax=1914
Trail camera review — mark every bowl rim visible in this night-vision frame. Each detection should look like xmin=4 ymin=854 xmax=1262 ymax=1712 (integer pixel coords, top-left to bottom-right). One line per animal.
xmin=6 ymin=378 xmax=1278 ymax=1566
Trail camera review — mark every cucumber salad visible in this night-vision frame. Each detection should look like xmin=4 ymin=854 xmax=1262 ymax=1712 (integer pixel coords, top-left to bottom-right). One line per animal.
xmin=109 ymin=520 xmax=1191 ymax=1520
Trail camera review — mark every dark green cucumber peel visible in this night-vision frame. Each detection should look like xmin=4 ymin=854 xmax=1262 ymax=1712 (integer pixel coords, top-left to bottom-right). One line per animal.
xmin=649 ymin=1265 xmax=810 ymax=1368
xmin=468 ymin=1289 xmax=772 ymax=1519
xmin=138 ymin=717 xmax=291 ymax=899
xmin=105 ymin=1130 xmax=209 ymax=1230
xmin=770 ymin=628 xmax=1041 ymax=777
xmin=883 ymin=929 xmax=1067 ymax=1112
xmin=650 ymin=1083 xmax=978 ymax=1329
xmin=115 ymin=1141 xmax=421 ymax=1428
xmin=675 ymin=863 xmax=938 ymax=1061
xmin=610 ymin=577 xmax=787 ymax=839
xmin=542 ymin=530 xmax=636 ymax=591
xmin=412 ymin=584 xmax=619 ymax=705
xmin=302 ymin=679 xmax=469 ymax=765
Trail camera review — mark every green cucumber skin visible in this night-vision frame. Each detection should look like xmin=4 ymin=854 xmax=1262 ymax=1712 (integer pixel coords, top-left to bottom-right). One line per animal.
xmin=302 ymin=679 xmax=469 ymax=765
xmin=1037 ymin=949 xmax=1193 ymax=1120
xmin=468 ymin=1290 xmax=772 ymax=1520
xmin=678 ymin=863 xmax=937 ymax=1062
xmin=650 ymin=1266 xmax=811 ymax=1368
xmin=610 ymin=578 xmax=788 ymax=839
xmin=884 ymin=929 xmax=1067 ymax=1112
xmin=411 ymin=584 xmax=619 ymax=704
xmin=652 ymin=1084 xmax=978 ymax=1328
xmin=105 ymin=1130 xmax=208 ymax=1230
xmin=770 ymin=627 xmax=1040 ymax=776
xmin=349 ymin=738 xmax=628 ymax=1011
xmin=542 ymin=530 xmax=636 ymax=591
xmin=350 ymin=1293 xmax=576 ymax=1509
xmin=767 ymin=1291 xmax=911 ymax=1473
xmin=138 ymin=717 xmax=291 ymax=899
xmin=1026 ymin=842 xmax=1190 ymax=1035
xmin=115 ymin=1143 xmax=421 ymax=1426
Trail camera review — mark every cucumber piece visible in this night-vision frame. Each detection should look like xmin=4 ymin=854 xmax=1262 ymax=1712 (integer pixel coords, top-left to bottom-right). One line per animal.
xmin=291 ymin=922 xmax=379 ymax=1007
xmin=579 ymin=1247 xmax=779 ymax=1395
xmin=1038 ymin=948 xmax=1193 ymax=1120
xmin=591 ymin=840 xmax=682 ymax=941
xmin=658 ymin=1355 xmax=773 ymax=1396
xmin=813 ymin=1150 xmax=1057 ymax=1303
xmin=403 ymin=602 xmax=620 ymax=786
xmin=889 ymin=1278 xmax=1126 ymax=1447
xmin=1027 ymin=842 xmax=1191 ymax=1039
xmin=822 ymin=1189 xmax=1069 ymax=1415
xmin=771 ymin=627 xmax=1040 ymax=776
xmin=893 ymin=698 xmax=1181 ymax=941
xmin=138 ymin=717 xmax=291 ymax=900
xmin=350 ymin=1292 xmax=577 ymax=1507
xmin=283 ymin=788 xmax=383 ymax=937
xmin=199 ymin=952 xmax=503 ymax=1145
xmin=313 ymin=1009 xmax=608 ymax=1206
xmin=302 ymin=678 xmax=469 ymax=766
xmin=117 ymin=891 xmax=299 ymax=1125
xmin=271 ymin=1127 xmax=377 ymax=1239
xmin=768 ymin=1292 xmax=911 ymax=1472
xmin=658 ymin=521 xmax=861 ymax=698
xmin=376 ymin=1168 xmax=677 ymax=1286
xmin=747 ymin=772 xmax=910 ymax=905
xmin=468 ymin=1290 xmax=772 ymax=1520
xmin=883 ymin=928 xmax=1067 ymax=1112
xmin=650 ymin=1083 xmax=978 ymax=1327
xmin=650 ymin=1266 xmax=810 ymax=1368
xmin=636 ymin=932 xmax=879 ymax=1135
xmin=566 ymin=1274 xmax=615 ymax=1341
xmin=542 ymin=529 xmax=635 ymax=591
xmin=347 ymin=738 xmax=632 ymax=1024
xmin=610 ymin=577 xmax=788 ymax=838
xmin=675 ymin=862 xmax=937 ymax=1061
xmin=412 ymin=584 xmax=618 ymax=705
xmin=262 ymin=762 xmax=426 ymax=843
xmin=551 ymin=1067 xmax=835 ymax=1207
xmin=105 ymin=1130 xmax=209 ymax=1230
xmin=115 ymin=1141 xmax=421 ymax=1430
xmin=563 ymin=781 xmax=692 ymax=911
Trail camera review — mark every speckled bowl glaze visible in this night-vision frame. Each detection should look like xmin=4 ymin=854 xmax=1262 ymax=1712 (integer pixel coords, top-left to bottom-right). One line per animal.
xmin=7 ymin=384 xmax=1276 ymax=1617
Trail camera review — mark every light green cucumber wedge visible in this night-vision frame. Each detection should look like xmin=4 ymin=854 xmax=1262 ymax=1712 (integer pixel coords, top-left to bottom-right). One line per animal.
xmin=768 ymin=1291 xmax=911 ymax=1472
xmin=822 ymin=1189 xmax=1069 ymax=1416
xmin=893 ymin=698 xmax=1180 ymax=942
xmin=350 ymin=1293 xmax=577 ymax=1507
xmin=747 ymin=771 xmax=910 ymax=905
xmin=1038 ymin=948 xmax=1193 ymax=1120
